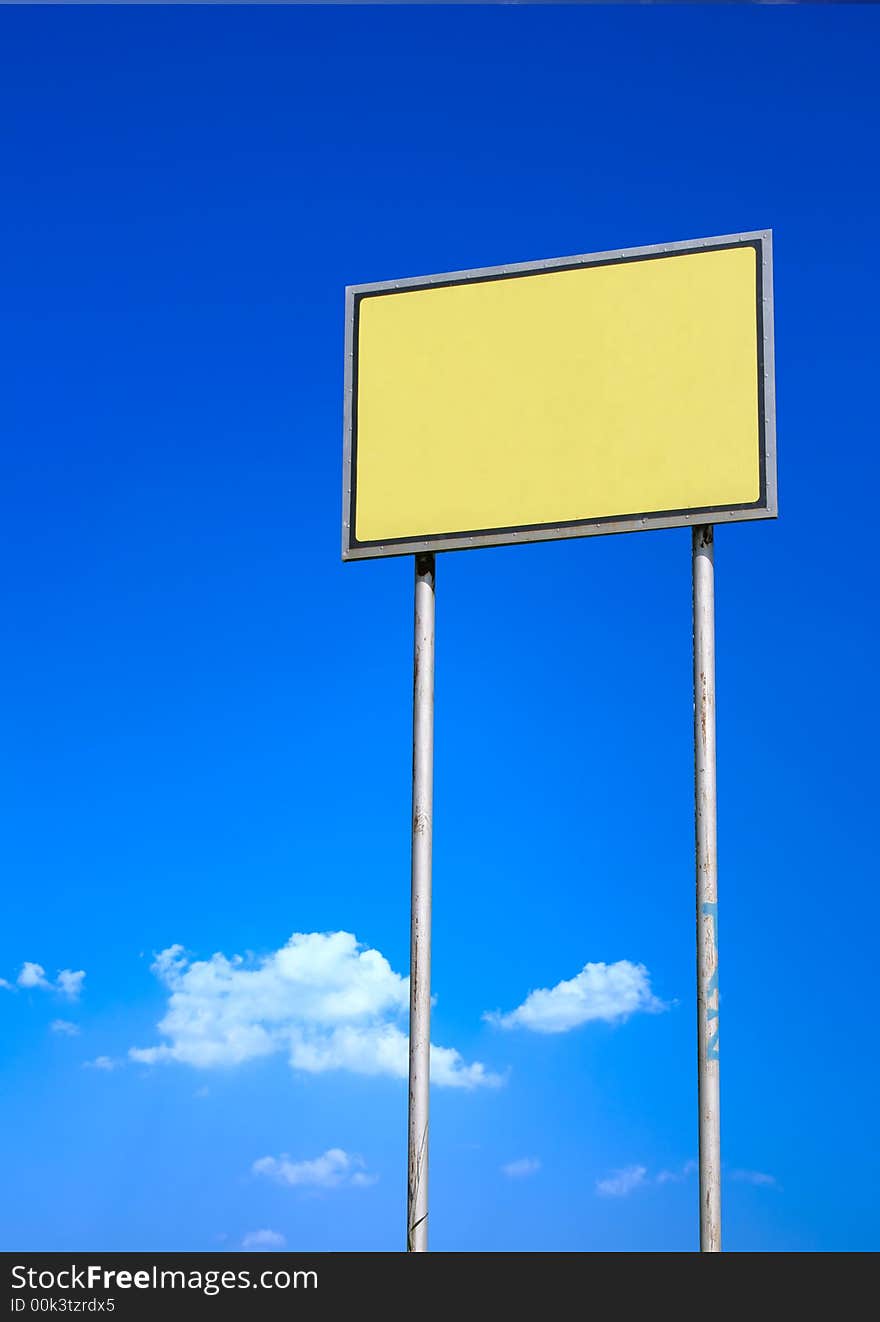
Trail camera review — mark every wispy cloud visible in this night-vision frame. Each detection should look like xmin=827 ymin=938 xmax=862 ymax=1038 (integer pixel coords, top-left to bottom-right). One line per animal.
xmin=253 ymin=1149 xmax=376 ymax=1191
xmin=130 ymin=932 xmax=503 ymax=1089
xmin=486 ymin=960 xmax=665 ymax=1034
xmin=656 ymin=1159 xmax=697 ymax=1185
xmin=596 ymin=1165 xmax=648 ymax=1198
xmin=241 ymin=1229 xmax=286 ymax=1251
xmin=597 ymin=1160 xmax=770 ymax=1197
xmin=501 ymin=1157 xmax=541 ymax=1179
xmin=729 ymin=1169 xmax=779 ymax=1188
xmin=84 ymin=1055 xmax=117 ymax=1071
xmin=50 ymin=1019 xmax=80 ymax=1037
xmin=14 ymin=962 xmax=86 ymax=1000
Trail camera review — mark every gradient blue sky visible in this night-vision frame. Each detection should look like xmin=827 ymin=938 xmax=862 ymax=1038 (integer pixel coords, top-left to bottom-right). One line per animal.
xmin=1 ymin=5 xmax=878 ymax=1253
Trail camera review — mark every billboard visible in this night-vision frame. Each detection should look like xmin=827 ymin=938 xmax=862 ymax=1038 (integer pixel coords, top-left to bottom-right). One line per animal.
xmin=342 ymin=231 xmax=775 ymax=560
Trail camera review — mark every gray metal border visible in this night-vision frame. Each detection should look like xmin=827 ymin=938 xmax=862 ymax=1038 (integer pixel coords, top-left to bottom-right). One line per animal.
xmin=342 ymin=230 xmax=776 ymax=561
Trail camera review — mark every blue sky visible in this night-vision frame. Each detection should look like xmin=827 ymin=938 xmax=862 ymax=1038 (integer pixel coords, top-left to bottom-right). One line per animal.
xmin=1 ymin=5 xmax=878 ymax=1253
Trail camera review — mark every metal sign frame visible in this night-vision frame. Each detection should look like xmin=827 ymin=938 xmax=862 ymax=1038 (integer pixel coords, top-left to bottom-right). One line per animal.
xmin=342 ymin=230 xmax=778 ymax=1253
xmin=342 ymin=230 xmax=776 ymax=562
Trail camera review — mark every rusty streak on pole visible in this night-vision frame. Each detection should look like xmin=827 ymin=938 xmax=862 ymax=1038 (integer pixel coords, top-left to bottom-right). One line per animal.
xmin=693 ymin=525 xmax=721 ymax=1252
xmin=407 ymin=552 xmax=435 ymax=1252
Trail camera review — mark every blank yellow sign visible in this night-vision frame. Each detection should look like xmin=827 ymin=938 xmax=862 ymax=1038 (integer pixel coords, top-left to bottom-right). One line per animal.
xmin=343 ymin=233 xmax=775 ymax=559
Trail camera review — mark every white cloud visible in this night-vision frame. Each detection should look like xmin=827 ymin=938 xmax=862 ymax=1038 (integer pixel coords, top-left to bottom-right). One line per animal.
xmin=241 ymin=1229 xmax=286 ymax=1251
xmin=729 ymin=1169 xmax=778 ymax=1188
xmin=84 ymin=1055 xmax=117 ymax=1071
xmin=253 ymin=1149 xmax=377 ymax=1191
xmin=501 ymin=1157 xmax=541 ymax=1179
xmin=596 ymin=1161 xmax=701 ymax=1195
xmin=0 ymin=978 xmax=13 ymax=991
xmin=15 ymin=963 xmax=85 ymax=999
xmin=50 ymin=1019 xmax=80 ymax=1037
xmin=57 ymin=969 xmax=86 ymax=1000
xmin=596 ymin=1165 xmax=648 ymax=1198
xmin=656 ymin=1159 xmax=697 ymax=1185
xmin=18 ymin=962 xmax=51 ymax=990
xmin=130 ymin=932 xmax=502 ymax=1090
xmin=485 ymin=960 xmax=665 ymax=1034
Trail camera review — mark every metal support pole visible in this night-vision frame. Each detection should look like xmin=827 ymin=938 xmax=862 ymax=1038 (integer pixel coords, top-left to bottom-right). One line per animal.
xmin=693 ymin=525 xmax=721 ymax=1252
xmin=407 ymin=552 xmax=435 ymax=1252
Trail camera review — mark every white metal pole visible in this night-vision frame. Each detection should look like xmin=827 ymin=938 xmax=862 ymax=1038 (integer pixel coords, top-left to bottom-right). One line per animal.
xmin=407 ymin=552 xmax=435 ymax=1252
xmin=693 ymin=524 xmax=721 ymax=1252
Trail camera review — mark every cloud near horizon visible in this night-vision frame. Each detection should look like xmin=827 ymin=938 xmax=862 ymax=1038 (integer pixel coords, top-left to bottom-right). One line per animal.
xmin=130 ymin=931 xmax=503 ymax=1089
xmin=596 ymin=1160 xmax=776 ymax=1196
xmin=729 ymin=1169 xmax=779 ymax=1188
xmin=502 ymin=1157 xmax=541 ymax=1179
xmin=253 ymin=1149 xmax=376 ymax=1190
xmin=50 ymin=1019 xmax=80 ymax=1037
xmin=596 ymin=1165 xmax=648 ymax=1198
xmin=13 ymin=962 xmax=86 ymax=1000
xmin=241 ymin=1229 xmax=286 ymax=1251
xmin=656 ymin=1160 xmax=697 ymax=1185
xmin=485 ymin=960 xmax=665 ymax=1034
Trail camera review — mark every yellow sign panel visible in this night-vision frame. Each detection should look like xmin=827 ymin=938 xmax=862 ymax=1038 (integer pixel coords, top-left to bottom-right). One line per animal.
xmin=343 ymin=233 xmax=775 ymax=560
